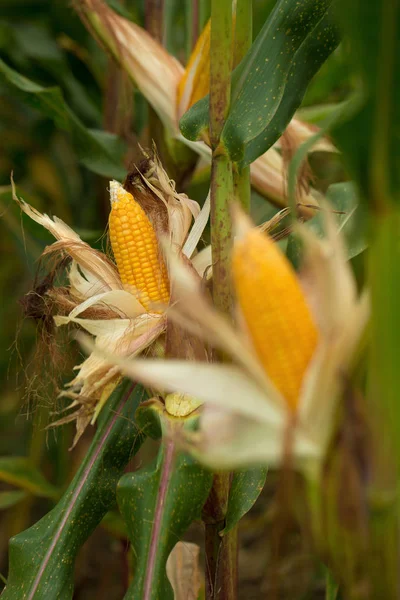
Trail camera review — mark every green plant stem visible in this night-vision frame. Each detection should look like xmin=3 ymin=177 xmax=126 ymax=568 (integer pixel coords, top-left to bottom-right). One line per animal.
xmin=231 ymin=1 xmax=252 ymax=213
xmin=204 ymin=2 xmax=237 ymax=599
xmin=209 ymin=0 xmax=232 ymax=148
xmin=365 ymin=209 xmax=400 ymax=599
xmin=368 ymin=210 xmax=400 ymax=482
xmin=185 ymin=0 xmax=194 ymax=59
xmin=210 ymin=153 xmax=234 ymax=315
xmin=233 ymin=164 xmax=250 ymax=212
xmin=233 ymin=0 xmax=252 ymax=68
xmin=199 ymin=0 xmax=210 ymax=31
xmin=203 ymin=473 xmax=237 ymax=600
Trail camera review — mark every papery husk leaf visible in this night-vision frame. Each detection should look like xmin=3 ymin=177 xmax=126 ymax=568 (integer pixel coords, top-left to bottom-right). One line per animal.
xmin=13 ymin=182 xmax=121 ymax=291
xmin=166 ymin=542 xmax=202 ymax=600
xmin=165 ymin=249 xmax=284 ymax=404
xmin=77 ymin=0 xmax=183 ymax=132
xmin=194 ymin=407 xmax=319 ymax=469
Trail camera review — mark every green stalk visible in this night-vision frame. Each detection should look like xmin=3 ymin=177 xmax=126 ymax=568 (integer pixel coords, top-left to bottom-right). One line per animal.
xmin=209 ymin=0 xmax=233 ymax=315
xmin=199 ymin=0 xmax=211 ymax=31
xmin=233 ymin=0 xmax=252 ymax=68
xmin=210 ymin=154 xmax=234 ymax=315
xmin=232 ymin=0 xmax=252 ymax=213
xmin=233 ymin=164 xmax=250 ymax=212
xmin=203 ymin=1 xmax=237 ymax=598
xmin=366 ymin=210 xmax=400 ymax=599
xmin=185 ymin=0 xmax=194 ymax=60
xmin=209 ymin=0 xmax=232 ymax=148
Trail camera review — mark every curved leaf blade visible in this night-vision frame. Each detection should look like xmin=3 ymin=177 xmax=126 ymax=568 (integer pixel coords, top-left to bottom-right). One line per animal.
xmin=0 ymin=491 xmax=27 ymax=511
xmin=221 ymin=467 xmax=267 ymax=536
xmin=0 ymin=58 xmax=126 ymax=179
xmin=241 ymin=8 xmax=340 ymax=166
xmin=223 ymin=0 xmax=334 ymax=160
xmin=118 ymin=435 xmax=212 ymax=600
xmin=1 ymin=381 xmax=145 ymax=600
xmin=0 ymin=457 xmax=59 ymax=499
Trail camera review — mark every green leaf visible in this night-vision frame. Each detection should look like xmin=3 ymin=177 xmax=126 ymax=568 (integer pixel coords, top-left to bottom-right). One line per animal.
xmin=180 ymin=0 xmax=339 ymax=163
xmin=118 ymin=431 xmax=213 ymax=599
xmin=241 ymin=7 xmax=340 ymax=166
xmin=325 ymin=566 xmax=340 ymax=600
xmin=221 ymin=467 xmax=267 ymax=536
xmin=179 ymin=95 xmax=209 ymax=146
xmin=285 ymin=96 xmax=367 ymax=267
xmin=332 ymin=0 xmax=400 ymax=209
xmin=326 ymin=182 xmax=367 ymax=258
xmin=0 ymin=58 xmax=126 ymax=179
xmin=286 ymin=181 xmax=366 ymax=269
xmin=0 ymin=491 xmax=27 ymax=511
xmin=1 ymin=381 xmax=145 ymax=600
xmin=0 ymin=457 xmax=59 ymax=499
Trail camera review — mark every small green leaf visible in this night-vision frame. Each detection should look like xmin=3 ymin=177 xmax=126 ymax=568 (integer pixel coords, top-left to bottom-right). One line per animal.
xmin=221 ymin=467 xmax=267 ymax=536
xmin=0 ymin=58 xmax=126 ymax=179
xmin=0 ymin=457 xmax=59 ymax=499
xmin=286 ymin=181 xmax=366 ymax=269
xmin=135 ymin=399 xmax=164 ymax=440
xmin=118 ymin=426 xmax=213 ymax=599
xmin=179 ymin=95 xmax=209 ymax=144
xmin=326 ymin=182 xmax=367 ymax=258
xmin=0 ymin=491 xmax=27 ymax=510
xmin=1 ymin=381 xmax=145 ymax=600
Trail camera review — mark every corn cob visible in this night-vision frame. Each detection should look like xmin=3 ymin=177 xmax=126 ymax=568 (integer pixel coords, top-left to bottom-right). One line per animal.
xmin=109 ymin=181 xmax=169 ymax=311
xmin=232 ymin=227 xmax=318 ymax=410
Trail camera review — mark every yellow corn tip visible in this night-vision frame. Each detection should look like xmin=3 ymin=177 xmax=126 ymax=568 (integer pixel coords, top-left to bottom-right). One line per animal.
xmin=109 ymin=181 xmax=169 ymax=310
xmin=232 ymin=227 xmax=318 ymax=411
xmin=177 ymin=20 xmax=210 ymax=112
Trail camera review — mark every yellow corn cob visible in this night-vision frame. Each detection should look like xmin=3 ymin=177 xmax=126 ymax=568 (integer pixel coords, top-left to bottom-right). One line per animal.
xmin=232 ymin=227 xmax=318 ymax=410
xmin=109 ymin=181 xmax=169 ymax=311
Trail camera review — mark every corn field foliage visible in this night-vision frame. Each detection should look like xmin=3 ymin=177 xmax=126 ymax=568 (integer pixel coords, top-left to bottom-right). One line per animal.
xmin=0 ymin=0 xmax=398 ymax=598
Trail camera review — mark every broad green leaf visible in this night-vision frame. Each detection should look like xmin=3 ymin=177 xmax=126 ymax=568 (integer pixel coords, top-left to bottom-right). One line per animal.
xmin=180 ymin=0 xmax=338 ymax=163
xmin=0 ymin=491 xmax=27 ymax=510
xmin=221 ymin=467 xmax=267 ymax=536
xmin=0 ymin=457 xmax=58 ymax=499
xmin=1 ymin=381 xmax=145 ymax=600
xmin=241 ymin=8 xmax=340 ymax=166
xmin=0 ymin=58 xmax=126 ymax=180
xmin=118 ymin=426 xmax=213 ymax=600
